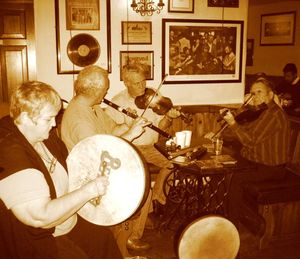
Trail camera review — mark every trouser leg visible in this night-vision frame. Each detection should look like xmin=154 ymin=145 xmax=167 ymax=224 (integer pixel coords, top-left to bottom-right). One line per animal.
xmin=66 ymin=216 xmax=123 ymax=259
xmin=130 ymin=189 xmax=152 ymax=240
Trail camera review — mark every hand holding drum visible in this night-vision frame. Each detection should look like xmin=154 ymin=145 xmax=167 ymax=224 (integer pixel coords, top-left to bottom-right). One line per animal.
xmin=67 ymin=134 xmax=149 ymax=226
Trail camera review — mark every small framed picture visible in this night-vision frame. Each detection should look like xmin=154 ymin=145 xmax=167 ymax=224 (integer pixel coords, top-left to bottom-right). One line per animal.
xmin=208 ymin=0 xmax=239 ymax=8
xmin=121 ymin=21 xmax=152 ymax=44
xmin=168 ymin=0 xmax=194 ymax=13
xmin=120 ymin=51 xmax=154 ymax=80
xmin=260 ymin=11 xmax=296 ymax=46
xmin=65 ymin=0 xmax=100 ymax=30
xmin=246 ymin=39 xmax=254 ymax=66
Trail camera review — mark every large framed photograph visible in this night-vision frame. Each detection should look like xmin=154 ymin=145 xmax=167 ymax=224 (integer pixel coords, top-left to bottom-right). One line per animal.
xmin=55 ymin=0 xmax=112 ymax=74
xmin=66 ymin=0 xmax=100 ymax=30
xmin=168 ymin=0 xmax=194 ymax=13
xmin=120 ymin=51 xmax=154 ymax=80
xmin=121 ymin=21 xmax=152 ymax=44
xmin=162 ymin=18 xmax=243 ymax=84
xmin=260 ymin=12 xmax=296 ymax=46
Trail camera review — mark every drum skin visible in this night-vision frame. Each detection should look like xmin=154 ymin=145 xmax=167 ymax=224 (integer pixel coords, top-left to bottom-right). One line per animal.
xmin=177 ymin=215 xmax=240 ymax=259
xmin=67 ymin=134 xmax=150 ymax=226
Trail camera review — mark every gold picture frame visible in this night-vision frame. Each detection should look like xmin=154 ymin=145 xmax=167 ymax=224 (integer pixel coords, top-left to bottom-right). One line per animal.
xmin=260 ymin=11 xmax=296 ymax=46
xmin=65 ymin=0 xmax=99 ymax=30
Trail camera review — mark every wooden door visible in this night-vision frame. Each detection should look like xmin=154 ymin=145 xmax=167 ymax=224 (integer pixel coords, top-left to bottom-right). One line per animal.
xmin=0 ymin=0 xmax=36 ymax=102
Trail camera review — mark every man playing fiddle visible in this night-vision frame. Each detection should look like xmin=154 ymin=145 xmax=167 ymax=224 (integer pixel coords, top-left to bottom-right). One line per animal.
xmin=105 ymin=64 xmax=180 ymax=225
xmin=220 ymin=77 xmax=291 ymax=226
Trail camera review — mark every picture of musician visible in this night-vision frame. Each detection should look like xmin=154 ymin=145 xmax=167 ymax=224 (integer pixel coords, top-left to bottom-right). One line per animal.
xmin=195 ymin=43 xmax=221 ymax=74
xmin=60 ymin=65 xmax=150 ymax=258
xmin=222 ymin=44 xmax=236 ymax=73
xmin=220 ymin=77 xmax=291 ymax=226
xmin=105 ymin=64 xmax=181 ymax=220
xmin=0 ymin=81 xmax=122 ymax=259
xmin=276 ymin=63 xmax=300 ymax=115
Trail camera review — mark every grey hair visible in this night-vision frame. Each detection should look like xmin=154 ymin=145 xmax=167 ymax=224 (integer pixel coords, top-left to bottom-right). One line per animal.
xmin=10 ymin=81 xmax=61 ymax=124
xmin=122 ymin=64 xmax=146 ymax=83
xmin=74 ymin=65 xmax=108 ymax=96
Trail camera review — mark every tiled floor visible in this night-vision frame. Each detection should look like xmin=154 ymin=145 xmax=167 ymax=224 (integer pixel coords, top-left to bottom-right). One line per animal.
xmin=130 ymin=214 xmax=300 ymax=259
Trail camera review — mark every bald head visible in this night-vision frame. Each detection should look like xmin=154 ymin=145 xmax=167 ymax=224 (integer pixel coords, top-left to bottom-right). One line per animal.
xmin=74 ymin=65 xmax=109 ymax=97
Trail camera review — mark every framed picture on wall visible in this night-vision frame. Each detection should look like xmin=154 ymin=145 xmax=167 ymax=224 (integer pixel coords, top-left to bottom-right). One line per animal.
xmin=121 ymin=21 xmax=152 ymax=44
xmin=208 ymin=0 xmax=239 ymax=8
xmin=55 ymin=0 xmax=112 ymax=74
xmin=246 ymin=39 xmax=254 ymax=66
xmin=168 ymin=0 xmax=194 ymax=13
xmin=65 ymin=0 xmax=100 ymax=30
xmin=120 ymin=51 xmax=154 ymax=80
xmin=162 ymin=18 xmax=244 ymax=84
xmin=260 ymin=11 xmax=296 ymax=46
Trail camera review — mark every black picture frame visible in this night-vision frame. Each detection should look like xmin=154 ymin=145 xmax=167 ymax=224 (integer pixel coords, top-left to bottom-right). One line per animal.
xmin=162 ymin=18 xmax=244 ymax=84
xmin=121 ymin=21 xmax=152 ymax=44
xmin=55 ymin=0 xmax=112 ymax=74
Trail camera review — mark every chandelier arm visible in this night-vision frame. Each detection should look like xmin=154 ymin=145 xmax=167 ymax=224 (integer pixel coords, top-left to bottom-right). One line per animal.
xmin=131 ymin=0 xmax=164 ymax=16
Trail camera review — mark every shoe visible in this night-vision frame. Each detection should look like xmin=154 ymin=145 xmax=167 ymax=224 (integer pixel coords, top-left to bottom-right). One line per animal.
xmin=126 ymin=238 xmax=151 ymax=251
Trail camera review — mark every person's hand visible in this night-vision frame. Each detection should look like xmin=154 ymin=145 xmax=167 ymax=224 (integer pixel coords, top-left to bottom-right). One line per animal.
xmin=204 ymin=131 xmax=215 ymax=141
xmin=93 ymin=175 xmax=109 ymax=197
xmin=220 ymin=108 xmax=236 ymax=126
xmin=128 ymin=117 xmax=151 ymax=140
xmin=124 ymin=107 xmax=137 ymax=127
xmin=86 ymin=175 xmax=109 ymax=206
xmin=166 ymin=107 xmax=181 ymax=119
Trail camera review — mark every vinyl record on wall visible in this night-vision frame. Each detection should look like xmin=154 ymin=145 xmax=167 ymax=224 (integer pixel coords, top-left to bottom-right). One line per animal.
xmin=67 ymin=33 xmax=100 ymax=67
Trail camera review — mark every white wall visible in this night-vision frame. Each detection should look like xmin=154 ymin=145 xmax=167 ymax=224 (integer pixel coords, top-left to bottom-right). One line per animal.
xmin=35 ymin=0 xmax=248 ymax=105
xmin=246 ymin=1 xmax=300 ymax=76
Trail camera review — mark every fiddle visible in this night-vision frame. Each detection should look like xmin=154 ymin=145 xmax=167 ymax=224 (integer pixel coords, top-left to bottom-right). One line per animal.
xmin=212 ymin=94 xmax=267 ymax=139
xmin=219 ymin=103 xmax=268 ymax=124
xmin=103 ymin=98 xmax=172 ymax=139
xmin=134 ymin=88 xmax=192 ymax=124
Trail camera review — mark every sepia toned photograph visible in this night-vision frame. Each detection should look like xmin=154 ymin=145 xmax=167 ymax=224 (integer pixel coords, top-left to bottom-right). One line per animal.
xmin=120 ymin=51 xmax=154 ymax=80
xmin=121 ymin=21 xmax=152 ymax=44
xmin=260 ymin=11 xmax=296 ymax=46
xmin=208 ymin=0 xmax=239 ymax=7
xmin=66 ymin=0 xmax=99 ymax=30
xmin=162 ymin=18 xmax=243 ymax=84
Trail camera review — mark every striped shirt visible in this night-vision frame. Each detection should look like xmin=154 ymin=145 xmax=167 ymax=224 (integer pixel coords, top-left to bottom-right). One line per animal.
xmin=230 ymin=100 xmax=291 ymax=166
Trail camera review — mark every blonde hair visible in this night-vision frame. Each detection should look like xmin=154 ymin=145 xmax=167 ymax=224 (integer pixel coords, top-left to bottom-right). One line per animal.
xmin=74 ymin=65 xmax=108 ymax=96
xmin=10 ymin=81 xmax=62 ymax=124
